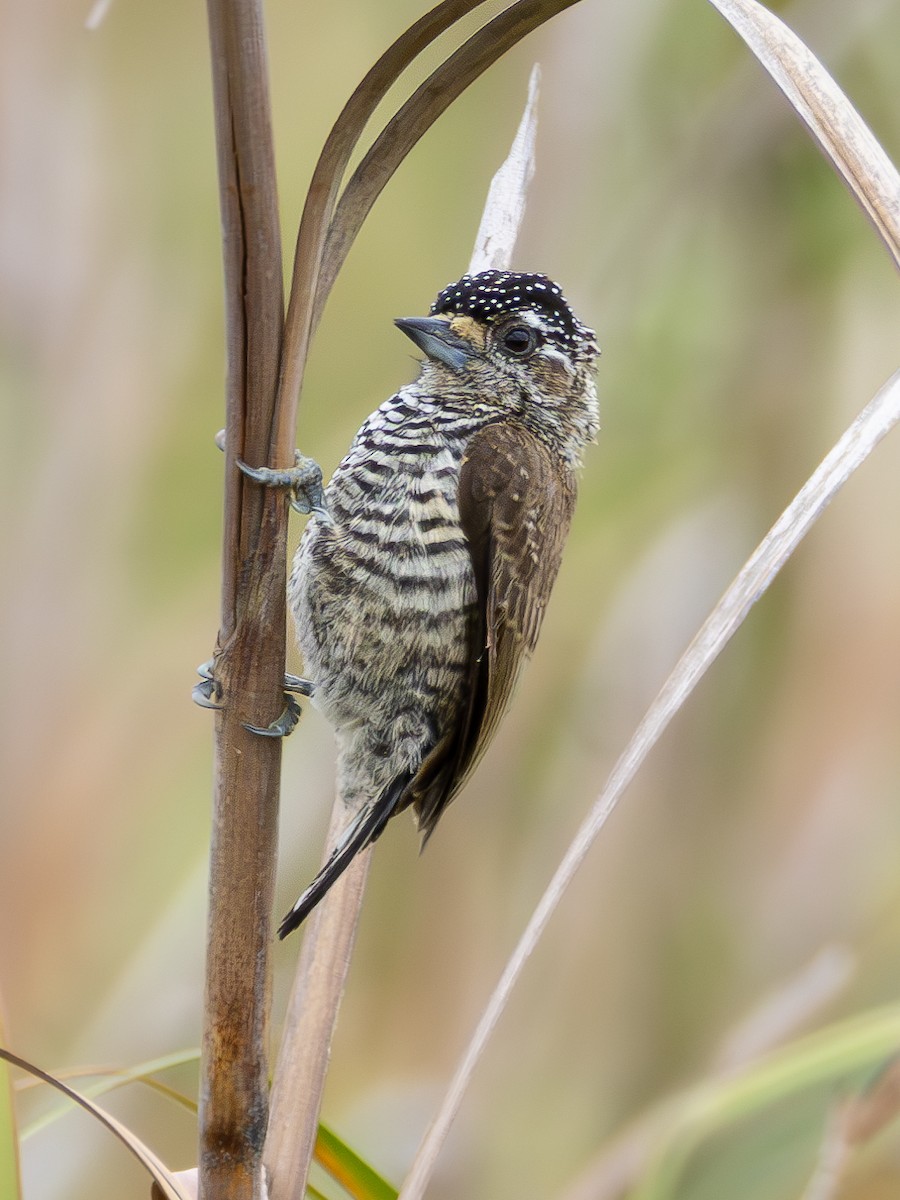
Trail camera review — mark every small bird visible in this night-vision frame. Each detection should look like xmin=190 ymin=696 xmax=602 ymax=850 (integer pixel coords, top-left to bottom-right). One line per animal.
xmin=279 ymin=270 xmax=599 ymax=937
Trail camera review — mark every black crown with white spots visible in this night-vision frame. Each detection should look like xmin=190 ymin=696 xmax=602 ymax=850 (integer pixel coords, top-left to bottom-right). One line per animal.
xmin=431 ymin=270 xmax=597 ymax=358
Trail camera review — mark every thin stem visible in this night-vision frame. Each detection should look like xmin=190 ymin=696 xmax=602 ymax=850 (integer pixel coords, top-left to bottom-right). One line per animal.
xmin=264 ymin=806 xmax=373 ymax=1200
xmin=201 ymin=2 xmax=285 ymax=1198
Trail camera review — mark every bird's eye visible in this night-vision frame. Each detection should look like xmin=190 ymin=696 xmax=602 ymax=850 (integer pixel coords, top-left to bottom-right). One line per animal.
xmin=501 ymin=325 xmax=539 ymax=356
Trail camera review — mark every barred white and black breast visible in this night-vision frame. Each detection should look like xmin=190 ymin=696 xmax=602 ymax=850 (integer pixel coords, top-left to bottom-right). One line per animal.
xmin=291 ymin=388 xmax=483 ymax=819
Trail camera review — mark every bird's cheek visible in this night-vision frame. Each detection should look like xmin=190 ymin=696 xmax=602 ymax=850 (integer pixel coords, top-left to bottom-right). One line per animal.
xmin=536 ymin=355 xmax=575 ymax=396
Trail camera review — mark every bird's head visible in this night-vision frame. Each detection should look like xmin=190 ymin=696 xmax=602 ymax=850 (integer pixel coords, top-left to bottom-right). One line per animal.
xmin=396 ymin=270 xmax=600 ymax=463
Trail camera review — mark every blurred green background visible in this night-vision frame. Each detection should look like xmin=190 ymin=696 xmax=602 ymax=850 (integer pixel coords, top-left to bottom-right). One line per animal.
xmin=2 ymin=1 xmax=900 ymax=1197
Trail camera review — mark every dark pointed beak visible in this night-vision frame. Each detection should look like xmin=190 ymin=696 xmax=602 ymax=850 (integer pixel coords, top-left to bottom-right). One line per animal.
xmin=395 ymin=316 xmax=474 ymax=372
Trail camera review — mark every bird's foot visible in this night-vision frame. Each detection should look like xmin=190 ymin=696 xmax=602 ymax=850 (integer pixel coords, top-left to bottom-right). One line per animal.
xmin=243 ymin=674 xmax=312 ymax=737
xmin=237 ymin=451 xmax=329 ymax=520
xmin=194 ymin=660 xmax=312 ymax=735
xmin=243 ymin=693 xmax=302 ymax=738
xmin=283 ymin=673 xmax=315 ymax=697
xmin=192 ymin=660 xmax=223 ymax=710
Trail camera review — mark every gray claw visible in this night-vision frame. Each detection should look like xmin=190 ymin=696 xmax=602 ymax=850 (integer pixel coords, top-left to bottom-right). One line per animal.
xmin=283 ymin=673 xmax=315 ymax=696
xmin=195 ymin=660 xmax=309 ymax=724
xmin=236 ymin=452 xmax=329 ymax=522
xmin=243 ymin=694 xmax=302 ymax=738
xmin=287 ymin=451 xmax=329 ymax=520
xmin=193 ymin=676 xmax=223 ymax=710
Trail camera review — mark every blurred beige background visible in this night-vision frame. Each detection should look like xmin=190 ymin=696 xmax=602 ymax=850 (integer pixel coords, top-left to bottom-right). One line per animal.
xmin=2 ymin=1 xmax=900 ymax=1197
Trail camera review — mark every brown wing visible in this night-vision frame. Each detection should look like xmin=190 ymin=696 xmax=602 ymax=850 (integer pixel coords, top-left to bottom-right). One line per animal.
xmin=411 ymin=422 xmax=577 ymax=838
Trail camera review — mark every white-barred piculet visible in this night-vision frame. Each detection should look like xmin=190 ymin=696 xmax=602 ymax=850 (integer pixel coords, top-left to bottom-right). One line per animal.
xmin=270 ymin=270 xmax=599 ymax=937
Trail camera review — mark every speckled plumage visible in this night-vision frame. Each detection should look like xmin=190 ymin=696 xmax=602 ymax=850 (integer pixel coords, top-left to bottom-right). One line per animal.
xmin=280 ymin=271 xmax=599 ymax=936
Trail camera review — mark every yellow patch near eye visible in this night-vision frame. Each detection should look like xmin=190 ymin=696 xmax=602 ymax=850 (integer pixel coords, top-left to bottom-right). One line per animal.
xmin=448 ymin=314 xmax=487 ymax=351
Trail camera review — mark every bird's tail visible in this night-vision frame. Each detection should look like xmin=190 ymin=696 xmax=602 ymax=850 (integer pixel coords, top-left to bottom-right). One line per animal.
xmin=278 ymin=771 xmax=412 ymax=939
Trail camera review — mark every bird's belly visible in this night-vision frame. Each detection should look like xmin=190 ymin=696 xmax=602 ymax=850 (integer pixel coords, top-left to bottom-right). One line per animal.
xmin=291 ymin=513 xmax=474 ymax=742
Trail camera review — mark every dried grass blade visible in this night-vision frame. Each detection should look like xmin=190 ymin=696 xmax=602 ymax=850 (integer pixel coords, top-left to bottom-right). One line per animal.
xmin=313 ymin=0 xmax=579 ymax=329
xmin=708 ymin=0 xmax=900 ymax=268
xmin=468 ymin=63 xmax=541 ymax=275
xmin=399 ymin=369 xmax=900 ymax=1200
xmin=276 ymin=0 xmax=492 ymax=456
xmin=0 ymin=1047 xmax=190 ymax=1200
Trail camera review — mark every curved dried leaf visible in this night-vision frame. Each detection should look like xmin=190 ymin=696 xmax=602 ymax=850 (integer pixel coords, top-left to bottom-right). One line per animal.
xmin=153 ymin=1170 xmax=198 ymax=1200
xmin=399 ymin=369 xmax=900 ymax=1200
xmin=708 ymin=0 xmax=900 ymax=267
xmin=0 ymin=1047 xmax=190 ymax=1200
xmin=276 ymin=0 xmax=493 ymax=454
xmin=313 ymin=0 xmax=579 ymax=329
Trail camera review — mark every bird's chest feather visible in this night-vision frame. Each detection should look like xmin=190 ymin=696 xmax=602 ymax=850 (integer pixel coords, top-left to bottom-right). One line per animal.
xmin=290 ymin=443 xmax=475 ymax=719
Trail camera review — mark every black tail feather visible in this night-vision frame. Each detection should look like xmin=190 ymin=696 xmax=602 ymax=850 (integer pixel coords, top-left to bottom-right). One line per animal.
xmin=278 ymin=771 xmax=412 ymax=939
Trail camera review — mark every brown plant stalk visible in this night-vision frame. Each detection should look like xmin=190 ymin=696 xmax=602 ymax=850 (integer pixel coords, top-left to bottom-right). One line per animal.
xmin=201 ymin=2 xmax=285 ymax=1198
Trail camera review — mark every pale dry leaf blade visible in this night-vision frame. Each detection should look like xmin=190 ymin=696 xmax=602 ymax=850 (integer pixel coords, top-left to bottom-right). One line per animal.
xmin=708 ymin=0 xmax=900 ymax=267
xmin=468 ymin=63 xmax=541 ymax=275
xmin=399 ymin=370 xmax=900 ymax=1200
xmin=0 ymin=1048 xmax=190 ymax=1200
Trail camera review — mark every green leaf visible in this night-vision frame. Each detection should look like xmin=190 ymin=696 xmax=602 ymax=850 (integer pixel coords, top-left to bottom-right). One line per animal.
xmin=634 ymin=1003 xmax=900 ymax=1199
xmin=19 ymin=1048 xmax=199 ymax=1139
xmin=0 ymin=1013 xmax=21 ymax=1200
xmin=315 ymin=1122 xmax=398 ymax=1200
